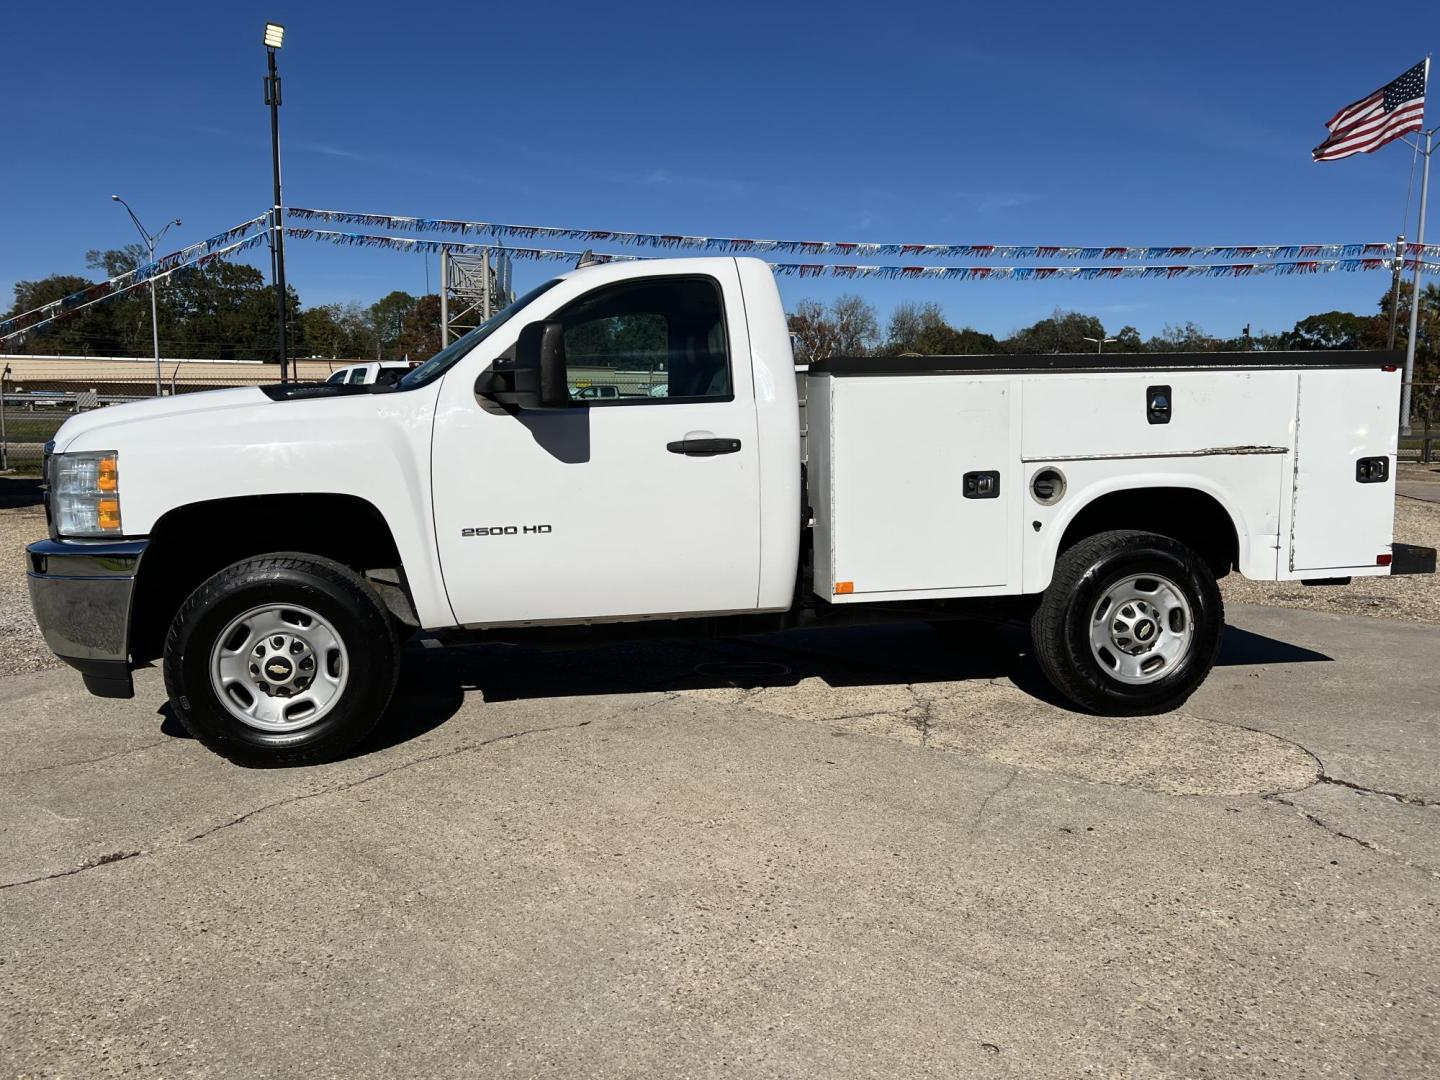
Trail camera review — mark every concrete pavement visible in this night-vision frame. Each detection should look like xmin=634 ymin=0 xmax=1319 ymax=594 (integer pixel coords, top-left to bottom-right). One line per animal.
xmin=2 ymin=603 xmax=1438 ymax=1079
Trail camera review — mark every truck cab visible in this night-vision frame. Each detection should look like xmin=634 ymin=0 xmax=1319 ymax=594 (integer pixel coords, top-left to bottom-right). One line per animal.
xmin=26 ymin=257 xmax=1434 ymax=766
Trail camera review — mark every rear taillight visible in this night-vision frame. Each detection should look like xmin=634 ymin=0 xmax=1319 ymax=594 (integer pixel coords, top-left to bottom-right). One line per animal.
xmin=1377 ymin=553 xmax=1393 ymax=567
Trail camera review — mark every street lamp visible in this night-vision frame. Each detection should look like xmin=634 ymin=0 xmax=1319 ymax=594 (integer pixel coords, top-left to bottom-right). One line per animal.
xmin=1082 ymin=334 xmax=1119 ymax=354
xmin=111 ymin=195 xmax=181 ymax=396
xmin=263 ymin=21 xmax=290 ymax=382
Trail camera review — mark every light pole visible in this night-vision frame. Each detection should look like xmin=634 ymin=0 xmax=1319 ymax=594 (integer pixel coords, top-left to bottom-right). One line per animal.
xmin=1082 ymin=334 xmax=1118 ymax=354
xmin=1 ymin=363 xmax=10 ymax=471
xmin=111 ymin=195 xmax=181 ymax=396
xmin=264 ymin=21 xmax=290 ymax=382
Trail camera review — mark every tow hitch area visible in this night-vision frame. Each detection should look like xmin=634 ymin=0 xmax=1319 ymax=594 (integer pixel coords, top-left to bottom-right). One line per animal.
xmin=1391 ymin=544 xmax=1438 ymax=576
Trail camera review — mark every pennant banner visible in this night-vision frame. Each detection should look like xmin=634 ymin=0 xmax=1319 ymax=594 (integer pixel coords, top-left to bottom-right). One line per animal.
xmin=0 ymin=231 xmax=271 ymax=342
xmin=0 ymin=214 xmax=271 ymax=338
xmin=287 ymin=206 xmax=1440 ymax=263
xmin=286 ymin=227 xmax=1440 ymax=281
xmin=285 ymin=227 xmax=642 ymax=263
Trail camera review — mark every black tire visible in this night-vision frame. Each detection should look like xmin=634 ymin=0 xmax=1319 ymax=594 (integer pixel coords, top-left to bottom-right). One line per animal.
xmin=163 ymin=552 xmax=400 ymax=766
xmin=1031 ymin=530 xmax=1223 ymax=716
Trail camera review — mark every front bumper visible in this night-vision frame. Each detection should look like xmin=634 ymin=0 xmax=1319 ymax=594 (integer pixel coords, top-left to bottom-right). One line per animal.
xmin=26 ymin=538 xmax=148 ymax=698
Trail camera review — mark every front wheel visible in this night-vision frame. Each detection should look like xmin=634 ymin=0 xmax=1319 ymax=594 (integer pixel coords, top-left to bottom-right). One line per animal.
xmin=1031 ymin=530 xmax=1223 ymax=715
xmin=164 ymin=553 xmax=400 ymax=766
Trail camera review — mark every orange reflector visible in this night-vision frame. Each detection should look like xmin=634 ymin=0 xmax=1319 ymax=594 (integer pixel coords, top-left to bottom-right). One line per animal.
xmin=97 ymin=456 xmax=119 ymax=493
xmin=834 ymin=581 xmax=854 ymax=595
xmin=1377 ymin=553 xmax=1393 ymax=566
xmin=97 ymin=499 xmax=122 ymax=531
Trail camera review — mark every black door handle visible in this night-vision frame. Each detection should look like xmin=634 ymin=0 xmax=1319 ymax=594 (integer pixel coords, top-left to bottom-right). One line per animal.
xmin=667 ymin=438 xmax=742 ymax=456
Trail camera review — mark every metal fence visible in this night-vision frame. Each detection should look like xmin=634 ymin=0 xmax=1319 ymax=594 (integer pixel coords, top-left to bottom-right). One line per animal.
xmin=2 ymin=362 xmax=1437 ymax=474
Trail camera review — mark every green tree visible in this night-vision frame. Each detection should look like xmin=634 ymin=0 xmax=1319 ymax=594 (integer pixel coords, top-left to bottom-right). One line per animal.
xmin=369 ymin=291 xmax=417 ymax=359
xmin=1146 ymin=321 xmax=1217 ymax=353
xmin=882 ymin=302 xmax=998 ymax=355
xmin=301 ymin=302 xmax=373 ymax=359
xmin=1282 ymin=310 xmax=1371 ymax=350
xmin=398 ymin=295 xmax=444 ymax=361
xmin=1004 ymin=309 xmax=1106 ymax=354
xmin=1112 ymin=326 xmax=1144 ymax=353
xmin=7 ymin=273 xmax=137 ymax=356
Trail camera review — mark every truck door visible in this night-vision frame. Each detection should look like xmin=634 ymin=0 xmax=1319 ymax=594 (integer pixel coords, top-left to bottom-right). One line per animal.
xmin=431 ymin=268 xmax=762 ymax=626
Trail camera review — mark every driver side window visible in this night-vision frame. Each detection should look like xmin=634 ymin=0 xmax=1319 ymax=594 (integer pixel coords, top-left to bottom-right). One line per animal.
xmin=556 ymin=276 xmax=731 ymax=404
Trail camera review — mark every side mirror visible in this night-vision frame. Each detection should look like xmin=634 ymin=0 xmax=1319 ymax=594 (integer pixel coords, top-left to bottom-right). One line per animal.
xmin=474 ymin=320 xmax=569 ymax=409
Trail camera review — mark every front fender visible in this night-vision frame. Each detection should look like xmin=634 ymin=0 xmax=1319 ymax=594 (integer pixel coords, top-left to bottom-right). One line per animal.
xmin=62 ymin=385 xmax=455 ymax=628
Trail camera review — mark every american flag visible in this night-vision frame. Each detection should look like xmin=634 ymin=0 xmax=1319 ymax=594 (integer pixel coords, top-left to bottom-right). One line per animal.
xmin=1313 ymin=60 xmax=1427 ymax=161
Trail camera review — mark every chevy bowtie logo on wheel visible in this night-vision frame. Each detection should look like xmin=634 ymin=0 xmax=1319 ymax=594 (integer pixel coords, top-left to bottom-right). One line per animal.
xmin=266 ymin=660 xmax=292 ymax=679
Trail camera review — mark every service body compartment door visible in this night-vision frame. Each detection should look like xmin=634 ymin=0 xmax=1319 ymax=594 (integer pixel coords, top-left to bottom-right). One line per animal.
xmin=816 ymin=374 xmax=1016 ymax=597
xmin=1290 ymin=369 xmax=1399 ymax=572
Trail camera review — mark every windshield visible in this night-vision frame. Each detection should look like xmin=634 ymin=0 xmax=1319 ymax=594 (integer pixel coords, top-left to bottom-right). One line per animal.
xmin=398 ymin=279 xmax=562 ymax=390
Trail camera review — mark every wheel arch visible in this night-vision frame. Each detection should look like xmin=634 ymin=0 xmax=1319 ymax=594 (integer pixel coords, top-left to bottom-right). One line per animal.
xmin=1028 ymin=475 xmax=1251 ymax=592
xmin=129 ymin=492 xmax=409 ymax=665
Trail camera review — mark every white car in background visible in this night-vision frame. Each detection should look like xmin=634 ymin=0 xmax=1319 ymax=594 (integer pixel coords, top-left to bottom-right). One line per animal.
xmin=324 ymin=361 xmax=412 ymax=386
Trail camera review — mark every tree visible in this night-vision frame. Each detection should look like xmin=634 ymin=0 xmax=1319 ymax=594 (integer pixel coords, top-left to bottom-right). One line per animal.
xmin=397 ymin=295 xmax=443 ymax=360
xmin=787 ymin=295 xmax=879 ymax=362
xmin=1112 ymin=326 xmax=1144 ymax=352
xmin=7 ymin=273 xmax=137 ymax=356
xmin=1005 ymin=309 xmax=1106 ymax=354
xmin=1146 ymin=321 xmax=1217 ymax=353
xmin=301 ymin=302 xmax=373 ymax=359
xmin=881 ymin=301 xmax=997 ymax=355
xmin=85 ymin=244 xmax=148 ymax=280
xmin=830 ymin=295 xmax=880 ymax=356
xmin=1386 ymin=282 xmax=1440 ymax=423
xmin=1282 ymin=310 xmax=1371 ymax=350
xmin=369 ymin=291 xmax=417 ymax=359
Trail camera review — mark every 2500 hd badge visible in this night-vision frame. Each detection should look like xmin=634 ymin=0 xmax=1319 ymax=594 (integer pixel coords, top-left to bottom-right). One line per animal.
xmin=461 ymin=525 xmax=553 ymax=537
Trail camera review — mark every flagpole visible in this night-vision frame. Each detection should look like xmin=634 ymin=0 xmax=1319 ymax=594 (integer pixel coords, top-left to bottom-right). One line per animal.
xmin=1401 ymin=56 xmax=1432 ymax=436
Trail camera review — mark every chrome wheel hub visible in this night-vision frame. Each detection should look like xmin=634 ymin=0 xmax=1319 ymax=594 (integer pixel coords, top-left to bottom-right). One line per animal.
xmin=209 ymin=604 xmax=349 ymax=731
xmin=1087 ymin=573 xmax=1194 ymax=685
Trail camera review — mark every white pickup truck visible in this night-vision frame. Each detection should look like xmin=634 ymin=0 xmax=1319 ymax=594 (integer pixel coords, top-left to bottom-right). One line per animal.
xmin=27 ymin=257 xmax=1435 ymax=765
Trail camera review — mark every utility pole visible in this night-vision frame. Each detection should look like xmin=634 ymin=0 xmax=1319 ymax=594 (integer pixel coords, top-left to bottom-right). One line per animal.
xmin=0 ymin=364 xmax=10 ymax=471
xmin=1387 ymin=234 xmax=1406 ymax=350
xmin=440 ymin=248 xmax=450 ymax=346
xmin=111 ymin=195 xmax=181 ymax=397
xmin=1402 ymin=123 xmax=1432 ymax=436
xmin=1082 ymin=334 xmax=1118 ymax=354
xmin=264 ymin=22 xmax=289 ymax=382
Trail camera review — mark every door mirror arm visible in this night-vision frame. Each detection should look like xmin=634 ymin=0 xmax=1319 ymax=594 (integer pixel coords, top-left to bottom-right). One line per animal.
xmin=474 ymin=320 xmax=570 ymax=410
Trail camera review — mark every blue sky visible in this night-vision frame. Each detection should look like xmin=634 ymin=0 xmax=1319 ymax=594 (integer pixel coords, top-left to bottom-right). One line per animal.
xmin=3 ymin=0 xmax=1438 ymax=342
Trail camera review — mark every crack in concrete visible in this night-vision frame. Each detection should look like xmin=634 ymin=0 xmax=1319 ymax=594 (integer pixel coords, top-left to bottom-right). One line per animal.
xmin=1264 ymin=794 xmax=1440 ymax=880
xmin=0 ymin=740 xmax=173 ymax=779
xmin=1317 ymin=773 xmax=1440 ymax=809
xmin=0 ymin=706 xmax=643 ymax=892
xmin=973 ymin=767 xmax=1019 ymax=830
xmin=0 ymin=848 xmax=145 ymax=892
xmin=188 ymin=715 xmax=605 ymax=844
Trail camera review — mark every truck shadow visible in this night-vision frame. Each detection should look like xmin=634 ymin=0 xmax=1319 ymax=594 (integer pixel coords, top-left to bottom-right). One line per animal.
xmin=356 ymin=620 xmax=1332 ymax=758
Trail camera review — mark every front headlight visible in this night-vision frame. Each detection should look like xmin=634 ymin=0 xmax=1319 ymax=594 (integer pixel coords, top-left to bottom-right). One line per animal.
xmin=52 ymin=451 xmax=122 ymax=537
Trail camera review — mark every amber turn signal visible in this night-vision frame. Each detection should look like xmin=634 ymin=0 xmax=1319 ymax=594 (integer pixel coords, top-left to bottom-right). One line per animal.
xmin=97 ymin=499 xmax=122 ymax=531
xmin=97 ymin=456 xmax=119 ymax=493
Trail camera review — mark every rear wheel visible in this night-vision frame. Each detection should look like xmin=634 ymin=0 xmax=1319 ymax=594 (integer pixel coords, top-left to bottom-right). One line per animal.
xmin=164 ymin=553 xmax=399 ymax=766
xmin=1031 ymin=530 xmax=1223 ymax=715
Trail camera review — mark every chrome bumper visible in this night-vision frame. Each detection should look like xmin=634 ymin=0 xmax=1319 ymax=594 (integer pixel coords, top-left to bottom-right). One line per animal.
xmin=26 ymin=538 xmax=148 ymax=698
